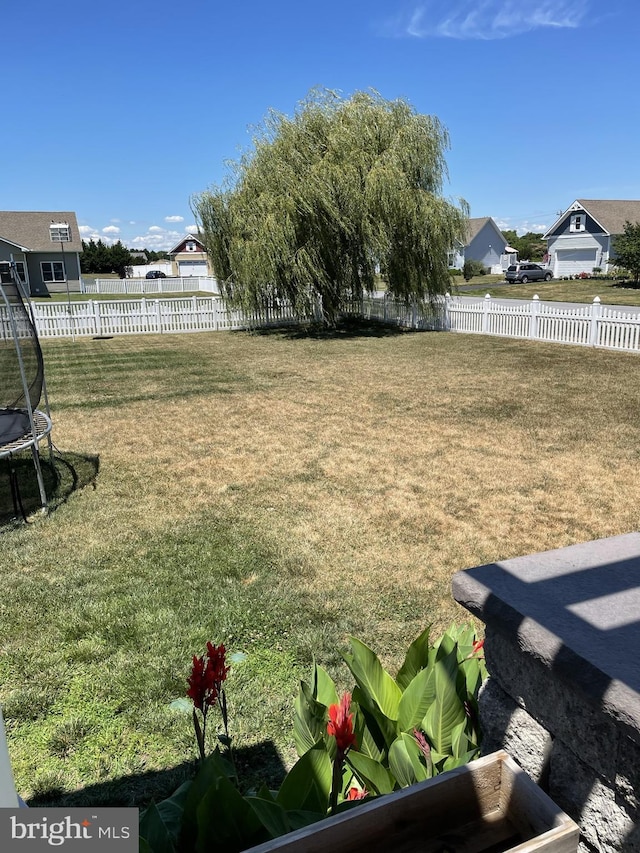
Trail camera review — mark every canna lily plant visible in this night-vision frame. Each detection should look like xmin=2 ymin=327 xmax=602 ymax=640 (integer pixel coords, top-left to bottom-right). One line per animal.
xmin=140 ymin=625 xmax=486 ymax=853
xmin=293 ymin=624 xmax=486 ymax=803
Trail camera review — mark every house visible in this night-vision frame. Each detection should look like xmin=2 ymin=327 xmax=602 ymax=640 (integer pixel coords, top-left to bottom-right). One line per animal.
xmin=544 ymin=199 xmax=640 ymax=278
xmin=449 ymin=217 xmax=517 ymax=273
xmin=0 ymin=211 xmax=83 ymax=296
xmin=167 ymin=233 xmax=212 ymax=278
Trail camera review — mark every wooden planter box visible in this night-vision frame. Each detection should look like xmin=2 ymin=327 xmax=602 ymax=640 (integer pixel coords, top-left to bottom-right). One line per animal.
xmin=248 ymin=751 xmax=579 ymax=853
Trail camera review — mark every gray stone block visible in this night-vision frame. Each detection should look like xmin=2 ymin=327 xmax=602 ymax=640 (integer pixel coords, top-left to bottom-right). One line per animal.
xmin=478 ymin=678 xmax=553 ymax=783
xmin=485 ymin=625 xmax=619 ymax=781
xmin=615 ymin=734 xmax=640 ymax=817
xmin=550 ymin=740 xmax=635 ymax=853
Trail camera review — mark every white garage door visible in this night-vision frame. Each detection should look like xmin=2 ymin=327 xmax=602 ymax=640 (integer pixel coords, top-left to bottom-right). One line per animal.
xmin=178 ymin=261 xmax=208 ymax=277
xmin=555 ymin=249 xmax=597 ymax=277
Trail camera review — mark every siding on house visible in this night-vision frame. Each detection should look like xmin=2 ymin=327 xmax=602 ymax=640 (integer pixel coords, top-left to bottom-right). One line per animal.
xmin=0 ymin=211 xmax=82 ymax=295
xmin=545 ymin=199 xmax=640 ymax=277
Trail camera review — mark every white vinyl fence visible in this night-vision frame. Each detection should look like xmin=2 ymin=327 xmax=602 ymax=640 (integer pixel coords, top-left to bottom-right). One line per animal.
xmin=81 ymin=277 xmax=218 ymax=295
xmin=32 ymin=296 xmax=308 ymax=338
xmin=28 ymin=292 xmax=640 ymax=354
xmin=358 ymin=293 xmax=640 ymax=354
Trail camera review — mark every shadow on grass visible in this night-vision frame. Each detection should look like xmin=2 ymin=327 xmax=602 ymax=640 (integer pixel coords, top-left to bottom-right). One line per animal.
xmin=0 ymin=450 xmax=100 ymax=530
xmin=27 ymin=741 xmax=287 ymax=810
xmin=611 ymin=280 xmax=640 ymax=290
xmin=248 ymin=316 xmax=417 ymax=340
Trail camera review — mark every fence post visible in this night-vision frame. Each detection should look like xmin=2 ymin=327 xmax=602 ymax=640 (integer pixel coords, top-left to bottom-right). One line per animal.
xmin=155 ymin=300 xmax=162 ymax=334
xmin=483 ymin=293 xmax=491 ymax=334
xmin=529 ymin=294 xmax=540 ymax=340
xmin=90 ymin=300 xmax=100 ymax=336
xmin=444 ymin=293 xmax=451 ymax=331
xmin=192 ymin=294 xmax=198 ymax=330
xmin=590 ymin=296 xmax=602 ymax=346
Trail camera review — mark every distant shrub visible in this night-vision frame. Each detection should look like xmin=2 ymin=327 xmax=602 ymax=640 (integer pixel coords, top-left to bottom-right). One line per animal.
xmin=462 ymin=260 xmax=486 ymax=281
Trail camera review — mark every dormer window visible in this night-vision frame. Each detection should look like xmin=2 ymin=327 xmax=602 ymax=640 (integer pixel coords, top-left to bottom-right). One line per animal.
xmin=570 ymin=214 xmax=585 ymax=233
xmin=49 ymin=222 xmax=71 ymax=242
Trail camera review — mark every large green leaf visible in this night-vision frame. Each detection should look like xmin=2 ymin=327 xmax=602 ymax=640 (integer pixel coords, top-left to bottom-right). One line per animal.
xmin=276 ymin=744 xmax=332 ymax=814
xmin=422 ymin=648 xmax=466 ymax=755
xmin=196 ymin=772 xmax=259 ymax=853
xmin=246 ymin=796 xmax=292 ymax=840
xmin=396 ymin=626 xmax=431 ymax=689
xmin=294 ymin=681 xmax=327 ymax=756
xmin=397 ymin=666 xmax=435 ymax=732
xmin=388 ymin=733 xmax=431 ymax=787
xmin=314 ymin=664 xmax=339 ymax=707
xmin=344 ymin=637 xmax=402 ymax=720
xmin=179 ymin=753 xmax=230 ymax=852
xmin=352 ymin=685 xmax=398 ymax=752
xmin=347 ymin=749 xmax=396 ymax=795
xmin=139 ymin=801 xmax=177 ymax=853
xmin=442 ymin=749 xmax=480 ymax=771
xmin=353 ymin=704 xmax=385 ymax=762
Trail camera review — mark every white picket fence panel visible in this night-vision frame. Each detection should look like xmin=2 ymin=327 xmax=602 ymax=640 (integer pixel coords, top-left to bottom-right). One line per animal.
xmin=32 ymin=296 xmax=305 ymax=338
xmin=359 ymin=293 xmax=640 ymax=354
xmin=81 ymin=277 xmax=218 ymax=295
xmin=28 ymin=293 xmax=640 ymax=355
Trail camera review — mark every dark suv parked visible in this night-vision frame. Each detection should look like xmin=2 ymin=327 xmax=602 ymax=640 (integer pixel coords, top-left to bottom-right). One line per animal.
xmin=505 ymin=263 xmax=552 ymax=283
xmin=145 ymin=270 xmax=167 ymax=279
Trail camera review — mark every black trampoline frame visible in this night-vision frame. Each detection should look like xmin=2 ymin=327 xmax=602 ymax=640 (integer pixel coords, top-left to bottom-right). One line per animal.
xmin=0 ymin=261 xmax=53 ymax=513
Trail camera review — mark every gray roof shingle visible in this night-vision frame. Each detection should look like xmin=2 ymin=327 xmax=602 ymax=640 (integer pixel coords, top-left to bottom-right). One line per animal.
xmin=0 ymin=211 xmax=83 ymax=252
xmin=576 ymin=200 xmax=640 ymax=235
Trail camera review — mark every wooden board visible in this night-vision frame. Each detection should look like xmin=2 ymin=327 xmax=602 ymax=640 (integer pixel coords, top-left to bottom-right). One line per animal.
xmin=247 ymin=752 xmax=579 ymax=853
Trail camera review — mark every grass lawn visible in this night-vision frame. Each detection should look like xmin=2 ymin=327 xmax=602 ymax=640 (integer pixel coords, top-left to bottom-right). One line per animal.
xmin=2 ymin=324 xmax=640 ymax=808
xmin=457 ymin=277 xmax=640 ymax=305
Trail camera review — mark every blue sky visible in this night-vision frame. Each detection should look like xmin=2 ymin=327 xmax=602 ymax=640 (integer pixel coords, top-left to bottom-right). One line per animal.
xmin=4 ymin=0 xmax=638 ymax=250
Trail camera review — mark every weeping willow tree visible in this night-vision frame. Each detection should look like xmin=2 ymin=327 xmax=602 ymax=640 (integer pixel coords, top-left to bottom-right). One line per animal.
xmin=193 ymin=88 xmax=468 ymax=325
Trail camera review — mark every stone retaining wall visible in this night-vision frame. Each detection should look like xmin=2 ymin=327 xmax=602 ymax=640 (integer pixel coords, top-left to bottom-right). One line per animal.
xmin=452 ymin=532 xmax=640 ymax=853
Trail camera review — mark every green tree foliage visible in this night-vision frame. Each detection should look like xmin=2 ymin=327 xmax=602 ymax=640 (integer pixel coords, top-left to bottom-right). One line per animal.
xmin=500 ymin=230 xmax=546 ymax=261
xmin=194 ymin=88 xmax=468 ymax=325
xmin=81 ymin=239 xmax=133 ymax=277
xmin=462 ymin=260 xmax=486 ymax=281
xmin=612 ymin=221 xmax=640 ymax=283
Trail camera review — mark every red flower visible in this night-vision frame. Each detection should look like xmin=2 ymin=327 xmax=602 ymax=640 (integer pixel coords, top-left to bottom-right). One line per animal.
xmin=327 ymin=692 xmax=356 ymax=754
xmin=465 ymin=638 xmax=484 ymax=660
xmin=187 ymin=654 xmax=217 ymax=713
xmin=206 ymin=642 xmax=230 ymax=688
xmin=413 ymin=728 xmax=431 ymax=761
xmin=187 ymin=643 xmax=230 ymax=714
xmin=472 ymin=639 xmax=484 ymax=655
xmin=346 ymin=786 xmax=367 ymax=801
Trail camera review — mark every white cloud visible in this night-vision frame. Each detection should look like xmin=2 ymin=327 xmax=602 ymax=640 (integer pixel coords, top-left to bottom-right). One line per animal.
xmin=165 ymin=215 xmax=184 ymax=223
xmin=130 ymin=228 xmax=183 ymax=250
xmin=496 ymin=217 xmax=554 ymax=235
xmin=185 ymin=224 xmax=198 ymax=233
xmin=393 ymin=0 xmax=588 ymax=40
xmin=102 ymin=225 xmax=120 ymax=235
xmin=78 ymin=225 xmax=94 ymax=235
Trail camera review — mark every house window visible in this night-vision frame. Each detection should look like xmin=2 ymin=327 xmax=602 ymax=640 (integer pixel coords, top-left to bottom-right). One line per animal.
xmin=186 ymin=241 xmax=196 ymax=252
xmin=14 ymin=262 xmax=27 ymax=283
xmin=447 ymin=251 xmax=456 ymax=267
xmin=49 ymin=223 xmax=71 ymax=242
xmin=41 ymin=261 xmax=66 ymax=282
xmin=570 ymin=214 xmax=585 ymax=232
